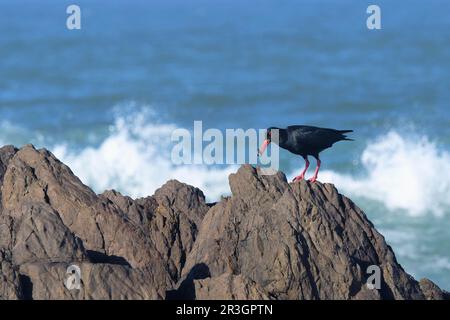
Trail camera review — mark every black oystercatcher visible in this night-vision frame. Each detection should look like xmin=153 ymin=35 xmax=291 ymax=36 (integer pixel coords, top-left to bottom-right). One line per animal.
xmin=259 ymin=125 xmax=353 ymax=182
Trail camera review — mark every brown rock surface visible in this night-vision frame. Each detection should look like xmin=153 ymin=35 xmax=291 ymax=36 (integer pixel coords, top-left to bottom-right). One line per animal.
xmin=179 ymin=165 xmax=436 ymax=299
xmin=194 ymin=273 xmax=269 ymax=300
xmin=0 ymin=145 xmax=447 ymax=300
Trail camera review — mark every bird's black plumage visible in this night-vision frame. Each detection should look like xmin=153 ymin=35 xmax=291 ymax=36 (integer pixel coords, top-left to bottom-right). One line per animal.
xmin=267 ymin=125 xmax=353 ymax=159
xmin=260 ymin=125 xmax=353 ymax=182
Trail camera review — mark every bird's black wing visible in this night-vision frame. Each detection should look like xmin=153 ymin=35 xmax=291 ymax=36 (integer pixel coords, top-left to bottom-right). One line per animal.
xmin=287 ymin=125 xmax=350 ymax=151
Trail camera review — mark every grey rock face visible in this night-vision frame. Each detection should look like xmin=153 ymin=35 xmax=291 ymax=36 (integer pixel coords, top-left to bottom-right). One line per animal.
xmin=0 ymin=146 xmax=447 ymax=300
xmin=180 ymin=165 xmax=437 ymax=300
xmin=0 ymin=250 xmax=22 ymax=300
xmin=0 ymin=146 xmax=197 ymax=299
xmin=18 ymin=262 xmax=163 ymax=300
xmin=0 ymin=145 xmax=17 ymax=213
xmin=194 ymin=273 xmax=269 ymax=300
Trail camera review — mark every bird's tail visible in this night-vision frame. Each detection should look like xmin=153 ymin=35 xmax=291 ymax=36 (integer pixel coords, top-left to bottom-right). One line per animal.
xmin=339 ymin=130 xmax=353 ymax=134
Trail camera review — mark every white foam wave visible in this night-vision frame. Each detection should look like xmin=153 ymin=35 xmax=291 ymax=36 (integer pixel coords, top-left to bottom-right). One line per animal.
xmin=319 ymin=131 xmax=450 ymax=217
xmin=53 ymin=110 xmax=236 ymax=201
xmin=51 ymin=110 xmax=450 ymax=216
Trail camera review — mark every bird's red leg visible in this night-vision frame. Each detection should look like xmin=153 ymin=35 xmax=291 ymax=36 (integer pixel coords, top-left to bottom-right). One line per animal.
xmin=309 ymin=159 xmax=321 ymax=183
xmin=293 ymin=158 xmax=309 ymax=182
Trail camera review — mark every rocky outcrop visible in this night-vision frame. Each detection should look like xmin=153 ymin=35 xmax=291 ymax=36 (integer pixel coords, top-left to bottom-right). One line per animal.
xmin=0 ymin=145 xmax=204 ymax=299
xmin=179 ymin=165 xmax=439 ymax=300
xmin=0 ymin=145 xmax=447 ymax=300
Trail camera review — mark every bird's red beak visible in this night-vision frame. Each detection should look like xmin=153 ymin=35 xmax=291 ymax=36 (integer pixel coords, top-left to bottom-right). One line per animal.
xmin=258 ymin=139 xmax=270 ymax=156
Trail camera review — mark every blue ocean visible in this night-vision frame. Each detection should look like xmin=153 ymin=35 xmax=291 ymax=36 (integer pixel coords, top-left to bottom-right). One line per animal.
xmin=1 ymin=0 xmax=449 ymax=289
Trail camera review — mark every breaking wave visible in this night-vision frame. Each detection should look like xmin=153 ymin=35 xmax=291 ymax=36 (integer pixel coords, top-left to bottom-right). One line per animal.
xmin=320 ymin=131 xmax=450 ymax=217
xmin=53 ymin=110 xmax=236 ymax=202
xmin=41 ymin=110 xmax=450 ymax=217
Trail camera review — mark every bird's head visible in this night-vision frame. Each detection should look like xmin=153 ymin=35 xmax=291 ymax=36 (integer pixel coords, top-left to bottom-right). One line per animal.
xmin=258 ymin=127 xmax=280 ymax=156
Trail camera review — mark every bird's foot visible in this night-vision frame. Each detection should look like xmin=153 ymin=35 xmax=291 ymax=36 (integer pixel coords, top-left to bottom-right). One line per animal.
xmin=308 ymin=176 xmax=317 ymax=183
xmin=292 ymin=175 xmax=304 ymax=182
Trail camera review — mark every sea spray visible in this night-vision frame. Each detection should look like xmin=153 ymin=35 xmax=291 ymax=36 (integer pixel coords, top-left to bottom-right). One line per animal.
xmin=53 ymin=112 xmax=237 ymax=201
xmin=319 ymin=131 xmax=450 ymax=217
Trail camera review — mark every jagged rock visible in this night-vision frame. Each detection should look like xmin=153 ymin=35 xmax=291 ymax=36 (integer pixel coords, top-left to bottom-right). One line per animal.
xmin=0 ymin=145 xmax=17 ymax=213
xmin=18 ymin=262 xmax=163 ymax=300
xmin=0 ymin=250 xmax=22 ymax=300
xmin=180 ymin=165 xmax=444 ymax=300
xmin=11 ymin=204 xmax=86 ymax=265
xmin=194 ymin=273 xmax=269 ymax=300
xmin=0 ymin=145 xmax=176 ymax=299
xmin=151 ymin=180 xmax=208 ymax=281
xmin=419 ymin=278 xmax=446 ymax=300
xmin=2 ymin=145 xmax=104 ymax=250
xmin=0 ymin=146 xmax=447 ymax=300
xmin=101 ymin=180 xmax=208 ymax=282
xmin=0 ymin=146 xmax=17 ymax=181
